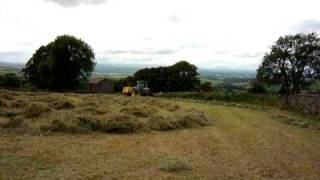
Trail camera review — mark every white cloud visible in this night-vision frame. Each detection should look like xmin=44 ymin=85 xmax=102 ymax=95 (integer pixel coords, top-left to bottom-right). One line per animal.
xmin=43 ymin=0 xmax=107 ymax=7
xmin=1 ymin=0 xmax=320 ymax=70
xmin=292 ymin=20 xmax=320 ymax=33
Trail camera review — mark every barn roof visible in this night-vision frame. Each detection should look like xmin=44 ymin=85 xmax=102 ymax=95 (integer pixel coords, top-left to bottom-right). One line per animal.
xmin=89 ymin=77 xmax=113 ymax=84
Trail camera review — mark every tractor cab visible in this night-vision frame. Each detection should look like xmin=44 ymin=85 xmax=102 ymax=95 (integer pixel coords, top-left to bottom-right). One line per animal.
xmin=122 ymin=80 xmax=153 ymax=96
xmin=136 ymin=80 xmax=153 ymax=96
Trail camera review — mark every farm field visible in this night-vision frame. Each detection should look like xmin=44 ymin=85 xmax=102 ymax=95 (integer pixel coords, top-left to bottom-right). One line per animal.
xmin=0 ymin=90 xmax=320 ymax=179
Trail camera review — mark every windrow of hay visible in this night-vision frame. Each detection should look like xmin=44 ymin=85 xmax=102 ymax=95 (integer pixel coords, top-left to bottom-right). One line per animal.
xmin=10 ymin=100 xmax=27 ymax=108
xmin=120 ymin=106 xmax=153 ymax=118
xmin=24 ymin=103 xmax=51 ymax=118
xmin=50 ymin=100 xmax=75 ymax=110
xmin=0 ymin=90 xmax=213 ymax=135
xmin=0 ymin=99 xmax=8 ymax=107
xmin=148 ymin=109 xmax=211 ymax=131
xmin=1 ymin=94 xmax=15 ymax=101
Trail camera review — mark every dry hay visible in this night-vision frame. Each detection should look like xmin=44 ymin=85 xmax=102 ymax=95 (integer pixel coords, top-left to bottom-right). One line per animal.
xmin=120 ymin=106 xmax=153 ymax=118
xmin=24 ymin=103 xmax=51 ymax=118
xmin=0 ymin=99 xmax=8 ymax=107
xmin=148 ymin=109 xmax=211 ymax=131
xmin=10 ymin=100 xmax=27 ymax=108
xmin=0 ymin=90 xmax=213 ymax=135
xmin=50 ymin=100 xmax=75 ymax=110
xmin=1 ymin=94 xmax=15 ymax=101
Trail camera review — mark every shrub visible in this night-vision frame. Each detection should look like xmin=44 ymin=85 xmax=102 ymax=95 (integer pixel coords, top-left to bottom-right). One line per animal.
xmin=159 ymin=159 xmax=192 ymax=173
xmin=24 ymin=103 xmax=51 ymax=118
xmin=200 ymin=81 xmax=213 ymax=92
xmin=0 ymin=73 xmax=21 ymax=88
xmin=248 ymin=80 xmax=266 ymax=94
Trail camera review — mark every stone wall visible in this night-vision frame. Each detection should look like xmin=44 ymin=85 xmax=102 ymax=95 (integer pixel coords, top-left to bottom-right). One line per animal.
xmin=283 ymin=95 xmax=320 ymax=114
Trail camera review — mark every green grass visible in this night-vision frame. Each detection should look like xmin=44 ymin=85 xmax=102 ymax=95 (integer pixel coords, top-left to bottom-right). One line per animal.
xmin=0 ymin=90 xmax=319 ymax=179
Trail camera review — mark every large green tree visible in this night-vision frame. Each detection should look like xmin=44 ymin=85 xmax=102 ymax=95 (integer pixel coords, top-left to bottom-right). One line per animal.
xmin=133 ymin=61 xmax=200 ymax=92
xmin=257 ymin=33 xmax=320 ymax=95
xmin=23 ymin=35 xmax=95 ymax=90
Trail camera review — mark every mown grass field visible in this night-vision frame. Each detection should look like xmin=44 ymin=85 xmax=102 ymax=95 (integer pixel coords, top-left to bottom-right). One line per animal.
xmin=0 ymin=90 xmax=320 ymax=179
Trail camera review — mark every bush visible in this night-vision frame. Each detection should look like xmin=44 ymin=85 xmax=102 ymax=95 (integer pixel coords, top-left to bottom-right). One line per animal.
xmin=200 ymin=81 xmax=213 ymax=92
xmin=0 ymin=73 xmax=21 ymax=88
xmin=248 ymin=80 xmax=266 ymax=94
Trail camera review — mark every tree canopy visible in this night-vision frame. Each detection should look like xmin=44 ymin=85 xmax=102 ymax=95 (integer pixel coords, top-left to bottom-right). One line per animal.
xmin=257 ymin=33 xmax=320 ymax=95
xmin=133 ymin=61 xmax=200 ymax=92
xmin=23 ymin=35 xmax=95 ymax=91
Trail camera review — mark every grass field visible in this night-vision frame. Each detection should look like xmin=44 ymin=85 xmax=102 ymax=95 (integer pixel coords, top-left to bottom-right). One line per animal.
xmin=0 ymin=90 xmax=320 ymax=179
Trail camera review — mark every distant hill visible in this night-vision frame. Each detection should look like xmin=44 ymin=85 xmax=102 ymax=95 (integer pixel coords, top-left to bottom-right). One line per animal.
xmin=0 ymin=61 xmax=256 ymax=79
xmin=0 ymin=62 xmax=24 ymax=74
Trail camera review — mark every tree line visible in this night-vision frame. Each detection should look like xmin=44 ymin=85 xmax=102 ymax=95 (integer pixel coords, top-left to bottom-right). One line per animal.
xmin=114 ymin=61 xmax=200 ymax=92
xmin=1 ymin=33 xmax=319 ymax=95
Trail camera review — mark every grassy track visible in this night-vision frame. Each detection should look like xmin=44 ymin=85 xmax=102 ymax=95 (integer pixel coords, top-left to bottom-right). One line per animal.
xmin=0 ymin=93 xmax=319 ymax=179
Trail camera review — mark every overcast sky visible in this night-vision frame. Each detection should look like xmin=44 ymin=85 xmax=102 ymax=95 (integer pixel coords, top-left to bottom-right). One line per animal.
xmin=1 ymin=0 xmax=320 ymax=70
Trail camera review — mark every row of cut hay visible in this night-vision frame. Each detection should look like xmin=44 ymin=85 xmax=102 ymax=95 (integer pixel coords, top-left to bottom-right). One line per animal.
xmin=1 ymin=108 xmax=212 ymax=134
xmin=0 ymin=90 xmax=213 ymax=134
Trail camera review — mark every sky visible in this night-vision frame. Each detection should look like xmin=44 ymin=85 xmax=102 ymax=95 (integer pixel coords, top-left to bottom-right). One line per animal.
xmin=1 ymin=0 xmax=320 ymax=71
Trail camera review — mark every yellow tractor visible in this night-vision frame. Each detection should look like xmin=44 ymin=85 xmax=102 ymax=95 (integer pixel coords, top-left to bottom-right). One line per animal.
xmin=122 ymin=86 xmax=135 ymax=96
xmin=122 ymin=80 xmax=153 ymax=96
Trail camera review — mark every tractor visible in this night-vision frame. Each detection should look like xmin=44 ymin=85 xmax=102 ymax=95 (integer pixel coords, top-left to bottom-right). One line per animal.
xmin=122 ymin=80 xmax=153 ymax=96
